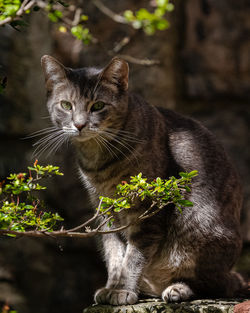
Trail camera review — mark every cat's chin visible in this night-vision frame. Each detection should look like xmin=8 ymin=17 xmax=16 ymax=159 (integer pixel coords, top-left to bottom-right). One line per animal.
xmin=72 ymin=133 xmax=97 ymax=143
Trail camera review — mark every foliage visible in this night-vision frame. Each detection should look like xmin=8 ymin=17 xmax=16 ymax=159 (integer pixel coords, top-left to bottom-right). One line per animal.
xmin=0 ymin=303 xmax=17 ymax=313
xmin=0 ymin=161 xmax=64 ymax=234
xmin=0 ymin=161 xmax=197 ymax=237
xmin=0 ymin=0 xmax=21 ymax=20
xmin=124 ymin=0 xmax=174 ymax=35
xmin=71 ymin=24 xmax=92 ymax=45
xmin=99 ymin=171 xmax=198 ymax=226
xmin=0 ymin=0 xmax=174 ymax=39
xmin=0 ymin=0 xmax=92 ymax=43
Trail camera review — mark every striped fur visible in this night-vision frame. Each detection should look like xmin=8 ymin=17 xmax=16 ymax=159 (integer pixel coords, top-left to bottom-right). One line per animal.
xmin=41 ymin=55 xmax=245 ymax=305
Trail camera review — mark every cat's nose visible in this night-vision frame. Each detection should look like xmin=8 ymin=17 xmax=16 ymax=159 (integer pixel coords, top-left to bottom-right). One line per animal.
xmin=74 ymin=123 xmax=86 ymax=131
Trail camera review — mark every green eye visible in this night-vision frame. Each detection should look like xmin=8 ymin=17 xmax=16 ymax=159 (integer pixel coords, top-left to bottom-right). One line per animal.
xmin=91 ymin=101 xmax=105 ymax=112
xmin=61 ymin=100 xmax=72 ymax=111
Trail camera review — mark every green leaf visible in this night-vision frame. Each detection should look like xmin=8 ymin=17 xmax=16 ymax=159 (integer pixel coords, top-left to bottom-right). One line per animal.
xmin=123 ymin=10 xmax=134 ymax=21
xmin=156 ymin=177 xmax=162 ymax=184
xmin=166 ymin=3 xmax=174 ymax=11
xmin=179 ymin=172 xmax=188 ymax=178
xmin=178 ymin=199 xmax=193 ymax=207
xmin=81 ymin=14 xmax=88 ymax=21
xmin=156 ymin=19 xmax=169 ymax=30
xmin=188 ymin=170 xmax=198 ymax=177
xmin=71 ymin=25 xmax=92 ymax=44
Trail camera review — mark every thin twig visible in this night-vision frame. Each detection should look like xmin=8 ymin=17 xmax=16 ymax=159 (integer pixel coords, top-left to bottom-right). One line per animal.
xmin=112 ymin=36 xmax=131 ymax=53
xmin=0 ymin=200 xmax=168 ymax=239
xmin=94 ymin=215 xmax=114 ymax=231
xmin=117 ymin=54 xmax=161 ymax=66
xmin=92 ymin=0 xmax=127 ymax=24
xmin=72 ymin=7 xmax=82 ymax=26
xmin=68 ymin=198 xmax=103 ymax=232
xmin=0 ymin=229 xmax=97 ymax=238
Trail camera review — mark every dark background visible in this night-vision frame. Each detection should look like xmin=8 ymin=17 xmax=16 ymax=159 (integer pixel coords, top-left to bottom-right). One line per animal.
xmin=0 ymin=1 xmax=249 ymax=312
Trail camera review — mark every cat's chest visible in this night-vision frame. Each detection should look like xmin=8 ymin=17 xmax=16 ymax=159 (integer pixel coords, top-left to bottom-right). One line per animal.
xmin=79 ymin=167 xmax=122 ymax=203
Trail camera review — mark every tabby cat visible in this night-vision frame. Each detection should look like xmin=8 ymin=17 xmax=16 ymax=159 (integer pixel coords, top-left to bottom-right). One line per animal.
xmin=41 ymin=55 xmax=245 ymax=305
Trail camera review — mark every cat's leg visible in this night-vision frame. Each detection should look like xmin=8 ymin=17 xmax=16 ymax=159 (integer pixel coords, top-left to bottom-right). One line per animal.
xmin=103 ymin=233 xmax=126 ymax=289
xmin=162 ymin=282 xmax=194 ymax=302
xmin=161 ymin=270 xmax=245 ymax=303
xmin=94 ymin=233 xmax=126 ymax=304
xmin=95 ymin=239 xmax=144 ymax=305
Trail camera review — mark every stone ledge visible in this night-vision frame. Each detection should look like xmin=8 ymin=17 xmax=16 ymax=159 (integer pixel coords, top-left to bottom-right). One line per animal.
xmin=83 ymin=298 xmax=250 ymax=313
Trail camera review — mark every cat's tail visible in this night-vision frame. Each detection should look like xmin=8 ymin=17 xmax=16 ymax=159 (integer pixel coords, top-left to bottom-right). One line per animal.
xmin=230 ymin=271 xmax=250 ymax=297
xmin=235 ymin=281 xmax=250 ymax=298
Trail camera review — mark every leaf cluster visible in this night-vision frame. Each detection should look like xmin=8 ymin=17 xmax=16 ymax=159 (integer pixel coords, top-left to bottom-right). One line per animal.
xmin=0 ymin=0 xmax=92 ymax=43
xmin=0 ymin=0 xmax=174 ymax=43
xmin=0 ymin=303 xmax=17 ymax=313
xmin=0 ymin=0 xmax=21 ymax=20
xmin=0 ymin=161 xmax=64 ymax=234
xmin=99 ymin=170 xmax=198 ymax=226
xmin=124 ymin=0 xmax=174 ymax=35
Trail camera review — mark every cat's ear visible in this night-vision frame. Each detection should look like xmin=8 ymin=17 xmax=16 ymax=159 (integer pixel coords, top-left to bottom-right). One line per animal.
xmin=101 ymin=57 xmax=129 ymax=91
xmin=41 ymin=55 xmax=67 ymax=91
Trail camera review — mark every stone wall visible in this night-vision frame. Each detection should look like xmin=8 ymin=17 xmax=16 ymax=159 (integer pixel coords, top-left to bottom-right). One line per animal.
xmin=83 ymin=298 xmax=250 ymax=313
xmin=0 ymin=1 xmax=249 ymax=313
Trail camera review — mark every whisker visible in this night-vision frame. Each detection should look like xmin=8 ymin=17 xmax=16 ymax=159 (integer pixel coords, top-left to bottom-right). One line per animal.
xmin=105 ymin=127 xmax=138 ymax=136
xmin=27 ymin=126 xmax=58 ymax=135
xmin=32 ymin=132 xmax=65 ymax=158
xmin=102 ymin=130 xmax=135 ymax=152
xmin=32 ymin=131 xmax=64 ymax=146
xmin=32 ymin=138 xmax=57 ymax=159
xmin=94 ymin=137 xmax=104 ymax=153
xmin=98 ymin=135 xmax=119 ymax=160
xmin=46 ymin=134 xmax=66 ymax=157
xmin=25 ymin=126 xmax=59 ymax=139
xmin=101 ymin=131 xmax=139 ymax=164
xmin=100 ymin=135 xmax=132 ymax=163
xmin=104 ymin=128 xmax=145 ymax=144
xmin=65 ymin=133 xmax=71 ymax=149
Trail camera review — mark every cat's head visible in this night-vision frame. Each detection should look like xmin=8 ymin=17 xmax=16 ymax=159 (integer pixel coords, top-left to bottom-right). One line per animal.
xmin=41 ymin=55 xmax=129 ymax=142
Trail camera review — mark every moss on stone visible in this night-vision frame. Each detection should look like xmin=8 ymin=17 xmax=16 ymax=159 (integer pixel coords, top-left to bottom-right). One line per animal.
xmin=83 ymin=299 xmax=249 ymax=313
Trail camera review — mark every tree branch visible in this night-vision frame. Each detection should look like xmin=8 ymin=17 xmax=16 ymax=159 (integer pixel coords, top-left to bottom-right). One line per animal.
xmin=116 ymin=54 xmax=161 ymax=66
xmin=67 ymin=198 xmax=104 ymax=232
xmin=0 ymin=0 xmax=36 ymax=26
xmin=92 ymin=0 xmax=127 ymax=24
xmin=0 ymin=200 xmax=169 ymax=239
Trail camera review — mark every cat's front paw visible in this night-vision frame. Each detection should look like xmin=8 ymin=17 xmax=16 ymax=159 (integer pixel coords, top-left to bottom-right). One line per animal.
xmin=94 ymin=287 xmax=138 ymax=305
xmin=162 ymin=282 xmax=194 ymax=302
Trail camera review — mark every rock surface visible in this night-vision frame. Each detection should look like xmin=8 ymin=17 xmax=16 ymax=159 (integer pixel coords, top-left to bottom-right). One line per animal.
xmin=234 ymin=300 xmax=250 ymax=313
xmin=83 ymin=299 xmax=249 ymax=313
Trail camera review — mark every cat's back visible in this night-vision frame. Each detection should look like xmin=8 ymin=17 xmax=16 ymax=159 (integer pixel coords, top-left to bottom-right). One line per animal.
xmin=157 ymin=106 xmax=237 ymax=176
xmin=156 ymin=106 xmax=242 ymax=225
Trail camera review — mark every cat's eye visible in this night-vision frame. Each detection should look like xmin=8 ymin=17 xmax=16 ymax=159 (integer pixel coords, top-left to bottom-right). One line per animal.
xmin=91 ymin=101 xmax=105 ymax=112
xmin=61 ymin=100 xmax=72 ymax=111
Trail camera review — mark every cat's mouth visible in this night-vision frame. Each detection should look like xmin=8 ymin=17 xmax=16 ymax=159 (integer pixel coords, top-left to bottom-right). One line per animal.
xmin=62 ymin=126 xmax=108 ymax=145
xmin=63 ymin=128 xmax=98 ymax=142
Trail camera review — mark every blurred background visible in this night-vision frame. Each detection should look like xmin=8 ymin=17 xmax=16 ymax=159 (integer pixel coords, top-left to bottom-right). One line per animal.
xmin=0 ymin=0 xmax=249 ymax=312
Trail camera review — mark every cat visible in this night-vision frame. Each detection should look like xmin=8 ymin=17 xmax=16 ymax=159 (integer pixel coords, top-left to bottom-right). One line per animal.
xmin=41 ymin=55 xmax=245 ymax=305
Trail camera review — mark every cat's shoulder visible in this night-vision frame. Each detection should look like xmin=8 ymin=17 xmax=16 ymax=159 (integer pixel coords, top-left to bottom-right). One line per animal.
xmin=157 ymin=106 xmax=199 ymax=128
xmin=156 ymin=106 xmax=209 ymax=136
xmin=129 ymin=92 xmax=212 ymax=137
